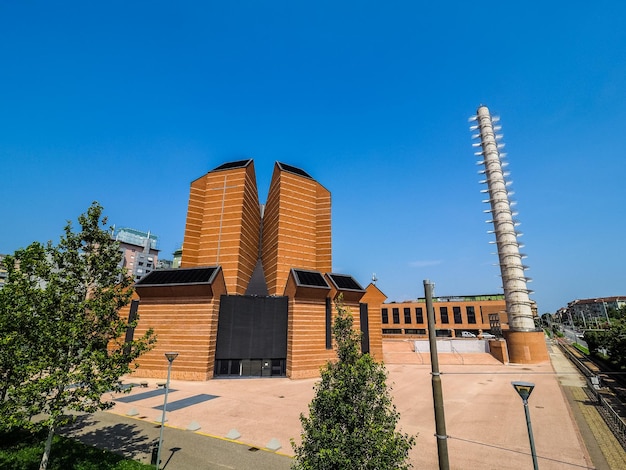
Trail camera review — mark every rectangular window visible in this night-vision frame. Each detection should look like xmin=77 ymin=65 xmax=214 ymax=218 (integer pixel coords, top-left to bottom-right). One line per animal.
xmin=467 ymin=306 xmax=477 ymax=324
xmin=404 ymin=308 xmax=411 ymax=324
xmin=360 ymin=303 xmax=370 ymax=354
xmin=404 ymin=329 xmax=426 ymax=335
xmin=415 ymin=307 xmax=424 ymax=323
xmin=326 ymin=298 xmax=332 ymax=349
xmin=453 ymin=306 xmax=462 ymax=324
xmin=440 ymin=307 xmax=449 ymax=324
xmin=392 ymin=308 xmax=400 ymax=324
xmin=382 ymin=328 xmax=402 ymax=335
xmin=382 ymin=308 xmax=389 ymax=324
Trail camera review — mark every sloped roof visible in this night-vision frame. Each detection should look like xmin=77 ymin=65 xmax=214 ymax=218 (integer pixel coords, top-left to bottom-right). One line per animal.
xmin=135 ymin=267 xmax=218 ymax=286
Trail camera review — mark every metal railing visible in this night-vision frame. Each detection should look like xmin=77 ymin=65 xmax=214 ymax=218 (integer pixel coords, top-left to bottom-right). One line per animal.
xmin=558 ymin=343 xmax=626 ymax=449
xmin=450 ymin=343 xmax=464 ymax=365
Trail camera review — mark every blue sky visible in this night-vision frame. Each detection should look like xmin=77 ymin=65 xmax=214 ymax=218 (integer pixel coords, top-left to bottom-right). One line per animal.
xmin=2 ymin=2 xmax=625 ymax=313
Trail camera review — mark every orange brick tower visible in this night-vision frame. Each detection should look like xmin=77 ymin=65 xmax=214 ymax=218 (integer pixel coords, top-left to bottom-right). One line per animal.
xmin=181 ymin=160 xmax=261 ymax=295
xmin=262 ymin=162 xmax=331 ymax=296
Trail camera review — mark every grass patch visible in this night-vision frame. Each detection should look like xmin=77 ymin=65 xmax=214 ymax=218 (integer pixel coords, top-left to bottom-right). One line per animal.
xmin=0 ymin=428 xmax=152 ymax=470
xmin=573 ymin=343 xmax=589 ymax=355
xmin=594 ymin=351 xmax=609 ymax=361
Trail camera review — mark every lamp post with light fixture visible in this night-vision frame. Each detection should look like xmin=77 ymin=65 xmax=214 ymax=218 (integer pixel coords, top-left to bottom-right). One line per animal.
xmin=511 ymin=381 xmax=539 ymax=470
xmin=156 ymin=352 xmax=178 ymax=469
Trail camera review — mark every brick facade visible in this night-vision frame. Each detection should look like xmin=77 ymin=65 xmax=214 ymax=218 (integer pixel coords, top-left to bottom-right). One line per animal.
xmin=379 ymin=296 xmax=507 ymax=338
xmin=131 ymin=160 xmax=381 ymax=380
xmin=181 ymin=160 xmax=260 ymax=295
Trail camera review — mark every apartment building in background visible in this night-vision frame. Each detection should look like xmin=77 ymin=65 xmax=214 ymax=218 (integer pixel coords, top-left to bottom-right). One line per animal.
xmin=114 ymin=227 xmax=159 ymax=282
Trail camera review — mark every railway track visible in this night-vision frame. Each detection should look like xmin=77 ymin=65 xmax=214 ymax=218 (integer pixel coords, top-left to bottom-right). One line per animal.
xmin=558 ymin=340 xmax=626 ymax=449
xmin=563 ymin=342 xmax=626 ymax=402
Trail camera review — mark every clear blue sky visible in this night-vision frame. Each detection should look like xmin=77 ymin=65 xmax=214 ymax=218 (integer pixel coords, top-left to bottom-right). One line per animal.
xmin=2 ymin=2 xmax=625 ymax=314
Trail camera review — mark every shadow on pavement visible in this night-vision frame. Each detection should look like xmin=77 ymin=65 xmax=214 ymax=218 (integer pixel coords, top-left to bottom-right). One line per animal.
xmin=61 ymin=414 xmax=156 ymax=459
xmin=162 ymin=446 xmax=182 ymax=469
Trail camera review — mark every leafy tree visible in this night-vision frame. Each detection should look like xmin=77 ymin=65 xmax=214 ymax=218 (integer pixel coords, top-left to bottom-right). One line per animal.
xmin=605 ymin=319 xmax=626 ymax=369
xmin=607 ymin=304 xmax=626 ymax=320
xmin=0 ymin=202 xmax=155 ymax=470
xmin=583 ymin=329 xmax=609 ymax=355
xmin=0 ymin=242 xmax=50 ymax=425
xmin=292 ymin=297 xmax=415 ymax=470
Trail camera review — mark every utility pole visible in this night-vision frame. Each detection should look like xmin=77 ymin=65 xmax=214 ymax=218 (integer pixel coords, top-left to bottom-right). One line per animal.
xmin=424 ymin=279 xmax=450 ymax=470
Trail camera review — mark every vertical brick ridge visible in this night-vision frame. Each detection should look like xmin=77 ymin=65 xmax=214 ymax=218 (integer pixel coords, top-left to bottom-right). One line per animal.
xmin=262 ymin=163 xmax=332 ymax=296
xmin=181 ymin=161 xmax=261 ymax=294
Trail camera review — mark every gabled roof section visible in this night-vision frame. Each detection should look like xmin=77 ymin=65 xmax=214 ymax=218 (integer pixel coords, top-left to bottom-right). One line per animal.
xmin=211 ymin=159 xmax=253 ymax=172
xmin=324 ymin=273 xmax=365 ymax=303
xmin=285 ymin=268 xmax=331 ymax=300
xmin=136 ymin=267 xmax=219 ymax=286
xmin=276 ymin=162 xmax=312 ymax=179
xmin=326 ymin=273 xmax=364 ymax=292
xmin=292 ymin=268 xmax=330 ymax=288
xmin=361 ymin=282 xmax=388 ymax=304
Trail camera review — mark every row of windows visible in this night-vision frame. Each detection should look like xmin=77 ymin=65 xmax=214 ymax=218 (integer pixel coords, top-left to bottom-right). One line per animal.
xmin=381 ymin=328 xmax=470 ymax=336
xmin=382 ymin=328 xmax=427 ymax=335
xmin=382 ymin=306 xmax=478 ymax=325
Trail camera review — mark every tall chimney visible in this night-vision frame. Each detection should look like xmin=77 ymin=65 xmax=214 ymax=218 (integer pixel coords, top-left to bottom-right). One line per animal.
xmin=470 ymin=105 xmax=535 ymax=331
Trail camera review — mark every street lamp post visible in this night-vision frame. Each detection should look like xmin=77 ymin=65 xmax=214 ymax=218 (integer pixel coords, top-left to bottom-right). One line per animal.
xmin=156 ymin=352 xmax=178 ymax=470
xmin=511 ymin=381 xmax=539 ymax=470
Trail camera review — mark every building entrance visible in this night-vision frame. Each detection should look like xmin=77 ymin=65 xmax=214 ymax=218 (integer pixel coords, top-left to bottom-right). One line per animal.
xmin=214 ymin=295 xmax=288 ymax=378
xmin=215 ymin=358 xmax=286 ymax=377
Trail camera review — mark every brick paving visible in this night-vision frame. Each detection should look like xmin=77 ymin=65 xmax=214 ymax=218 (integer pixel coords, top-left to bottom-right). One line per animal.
xmin=68 ymin=336 xmax=626 ymax=469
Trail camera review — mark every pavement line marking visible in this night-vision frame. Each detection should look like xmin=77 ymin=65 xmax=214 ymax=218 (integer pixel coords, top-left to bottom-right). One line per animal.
xmin=194 ymin=431 xmax=295 ymax=458
xmin=109 ymin=410 xmax=295 ymax=459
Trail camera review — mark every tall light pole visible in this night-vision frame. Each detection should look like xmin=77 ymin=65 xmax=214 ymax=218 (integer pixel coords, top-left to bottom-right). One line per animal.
xmin=511 ymin=381 xmax=539 ymax=470
xmin=156 ymin=352 xmax=178 ymax=470
xmin=425 ymin=279 xmax=449 ymax=470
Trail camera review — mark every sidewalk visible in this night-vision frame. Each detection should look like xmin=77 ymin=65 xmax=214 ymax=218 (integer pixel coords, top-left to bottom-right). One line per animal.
xmin=60 ymin=411 xmax=293 ymax=470
xmin=60 ymin=337 xmax=625 ymax=469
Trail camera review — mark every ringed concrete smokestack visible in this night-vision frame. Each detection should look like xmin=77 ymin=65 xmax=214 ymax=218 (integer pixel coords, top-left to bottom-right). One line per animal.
xmin=471 ymin=105 xmax=535 ymax=331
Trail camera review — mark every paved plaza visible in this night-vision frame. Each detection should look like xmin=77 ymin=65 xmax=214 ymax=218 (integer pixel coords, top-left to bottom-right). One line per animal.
xmin=62 ymin=337 xmax=626 ymax=469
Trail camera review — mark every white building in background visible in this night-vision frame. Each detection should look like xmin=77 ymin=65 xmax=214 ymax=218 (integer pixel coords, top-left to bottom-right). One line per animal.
xmin=114 ymin=228 xmax=159 ymax=282
xmin=566 ymin=297 xmax=626 ymax=327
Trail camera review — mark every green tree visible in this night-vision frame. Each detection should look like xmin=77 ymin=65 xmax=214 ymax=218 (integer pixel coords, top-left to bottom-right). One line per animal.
xmin=292 ymin=297 xmax=415 ymax=470
xmin=0 ymin=242 xmax=50 ymax=426
xmin=607 ymin=304 xmax=626 ymax=320
xmin=0 ymin=202 xmax=155 ymax=470
xmin=605 ymin=319 xmax=626 ymax=369
xmin=583 ymin=329 xmax=609 ymax=355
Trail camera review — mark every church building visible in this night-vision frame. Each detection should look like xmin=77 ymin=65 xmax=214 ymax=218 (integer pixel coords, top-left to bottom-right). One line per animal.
xmin=130 ymin=160 xmax=383 ymax=380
